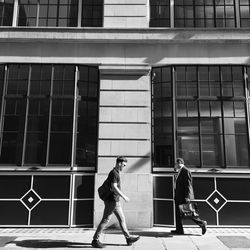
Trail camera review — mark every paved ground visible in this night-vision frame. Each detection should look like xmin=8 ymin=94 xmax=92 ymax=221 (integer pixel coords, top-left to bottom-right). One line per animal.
xmin=0 ymin=227 xmax=250 ymax=249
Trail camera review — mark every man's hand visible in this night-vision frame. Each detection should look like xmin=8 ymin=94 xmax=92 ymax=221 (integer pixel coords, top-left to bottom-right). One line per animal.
xmin=185 ymin=198 xmax=190 ymax=203
xmin=123 ymin=195 xmax=130 ymax=202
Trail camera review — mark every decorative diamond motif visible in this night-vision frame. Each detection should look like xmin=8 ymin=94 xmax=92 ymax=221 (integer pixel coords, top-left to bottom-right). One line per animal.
xmin=28 ymin=197 xmax=34 ymax=203
xmin=214 ymin=198 xmax=219 ymax=204
xmin=207 ymin=191 xmax=227 ymax=211
xmin=21 ymin=190 xmax=41 ymax=210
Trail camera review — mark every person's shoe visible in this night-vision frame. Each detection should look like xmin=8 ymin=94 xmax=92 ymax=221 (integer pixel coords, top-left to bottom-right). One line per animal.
xmin=171 ymin=230 xmax=184 ymax=235
xmin=126 ymin=236 xmax=140 ymax=245
xmin=201 ymin=221 xmax=207 ymax=235
xmin=91 ymin=239 xmax=104 ymax=248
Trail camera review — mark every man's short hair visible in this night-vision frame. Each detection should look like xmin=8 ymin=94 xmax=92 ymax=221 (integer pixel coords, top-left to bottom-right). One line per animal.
xmin=176 ymin=157 xmax=184 ymax=164
xmin=116 ymin=156 xmax=127 ymax=164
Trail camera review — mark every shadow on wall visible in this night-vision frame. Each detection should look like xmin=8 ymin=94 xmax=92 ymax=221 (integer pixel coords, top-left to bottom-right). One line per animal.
xmin=3 ymin=38 xmax=250 ymax=66
xmin=124 ymin=154 xmax=151 ymax=173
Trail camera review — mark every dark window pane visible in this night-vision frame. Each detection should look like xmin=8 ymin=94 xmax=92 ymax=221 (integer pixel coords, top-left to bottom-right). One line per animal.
xmin=0 ymin=98 xmax=26 ymax=165
xmin=0 ymin=0 xmax=14 ymax=26
xmin=7 ymin=65 xmax=29 ymax=95
xmin=24 ymin=99 xmax=49 ymax=165
xmin=30 ymin=65 xmax=52 ymax=96
xmin=53 ymin=65 xmax=75 ymax=96
xmin=31 ymin=201 xmax=69 ymax=225
xmin=150 ymin=0 xmax=170 ymax=27
xmin=49 ymin=133 xmax=72 ymax=164
xmin=153 ymin=176 xmax=173 ymax=199
xmin=82 ymin=0 xmax=103 ymax=27
xmin=33 ymin=175 xmax=70 ymax=199
xmin=73 ymin=200 xmax=93 ymax=226
xmin=74 ymin=175 xmax=94 ymax=199
xmin=75 ymin=66 xmax=99 ymax=167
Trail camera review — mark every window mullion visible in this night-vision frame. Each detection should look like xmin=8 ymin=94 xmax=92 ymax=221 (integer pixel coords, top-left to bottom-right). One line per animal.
xmin=0 ymin=65 xmax=8 ymax=156
xmin=71 ymin=66 xmax=78 ymax=168
xmin=234 ymin=0 xmax=240 ymax=27
xmin=170 ymin=0 xmax=174 ymax=27
xmin=12 ymin=0 xmax=19 ymax=27
xmin=46 ymin=66 xmax=54 ymax=166
xmin=172 ymin=66 xmax=177 ymax=162
xmin=21 ymin=65 xmax=32 ymax=166
xmin=78 ymin=0 xmax=82 ymax=27
xmin=37 ymin=0 xmax=40 ymax=27
xmin=220 ymin=67 xmax=226 ymax=168
xmin=243 ymin=66 xmax=250 ymax=161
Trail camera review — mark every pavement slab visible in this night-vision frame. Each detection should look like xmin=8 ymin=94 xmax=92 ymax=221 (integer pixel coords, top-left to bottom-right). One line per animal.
xmin=0 ymin=227 xmax=250 ymax=249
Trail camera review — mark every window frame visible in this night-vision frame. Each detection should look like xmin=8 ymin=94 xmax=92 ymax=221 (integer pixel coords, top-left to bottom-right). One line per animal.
xmin=0 ymin=63 xmax=99 ymax=171
xmin=152 ymin=65 xmax=250 ymax=172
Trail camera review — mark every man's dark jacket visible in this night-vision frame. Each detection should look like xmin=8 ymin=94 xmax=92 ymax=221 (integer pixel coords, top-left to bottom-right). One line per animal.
xmin=174 ymin=166 xmax=194 ymax=205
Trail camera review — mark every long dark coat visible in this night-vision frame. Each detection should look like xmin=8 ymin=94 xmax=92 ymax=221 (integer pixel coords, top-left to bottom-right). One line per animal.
xmin=174 ymin=166 xmax=195 ymax=205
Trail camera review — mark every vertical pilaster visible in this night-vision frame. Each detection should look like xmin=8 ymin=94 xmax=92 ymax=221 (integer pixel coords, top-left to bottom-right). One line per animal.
xmin=94 ymin=64 xmax=153 ymax=228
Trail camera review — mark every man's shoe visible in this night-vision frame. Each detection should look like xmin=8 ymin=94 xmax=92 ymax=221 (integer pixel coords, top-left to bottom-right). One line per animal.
xmin=126 ymin=236 xmax=140 ymax=246
xmin=201 ymin=221 xmax=207 ymax=235
xmin=91 ymin=239 xmax=104 ymax=248
xmin=171 ymin=230 xmax=184 ymax=235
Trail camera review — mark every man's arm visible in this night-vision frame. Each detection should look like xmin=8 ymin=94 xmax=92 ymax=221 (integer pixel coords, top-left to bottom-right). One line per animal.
xmin=184 ymin=169 xmax=193 ymax=203
xmin=112 ymin=182 xmax=130 ymax=202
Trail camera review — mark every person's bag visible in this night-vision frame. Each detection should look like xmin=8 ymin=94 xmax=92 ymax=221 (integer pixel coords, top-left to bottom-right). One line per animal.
xmin=179 ymin=202 xmax=199 ymax=219
xmin=98 ymin=181 xmax=112 ymax=201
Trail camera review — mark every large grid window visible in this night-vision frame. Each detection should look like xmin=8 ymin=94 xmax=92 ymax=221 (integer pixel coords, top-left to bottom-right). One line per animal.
xmin=174 ymin=0 xmax=236 ymax=28
xmin=150 ymin=0 xmax=170 ymax=27
xmin=17 ymin=0 xmax=103 ymax=27
xmin=152 ymin=66 xmax=250 ymax=170
xmin=239 ymin=0 xmax=250 ymax=27
xmin=0 ymin=0 xmax=14 ymax=26
xmin=18 ymin=0 xmax=78 ymax=27
xmin=0 ymin=64 xmax=99 ymax=168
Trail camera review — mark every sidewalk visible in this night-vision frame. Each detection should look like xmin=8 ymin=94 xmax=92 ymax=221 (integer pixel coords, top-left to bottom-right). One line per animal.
xmin=1 ymin=227 xmax=250 ymax=249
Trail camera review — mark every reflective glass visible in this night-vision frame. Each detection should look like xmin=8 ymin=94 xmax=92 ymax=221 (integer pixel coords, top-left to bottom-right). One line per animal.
xmin=225 ymin=135 xmax=249 ymax=167
xmin=150 ymin=0 xmax=170 ymax=27
xmin=201 ymin=135 xmax=224 ymax=166
xmin=177 ymin=135 xmax=200 ymax=166
xmin=200 ymin=118 xmax=223 ymax=134
xmin=174 ymin=0 xmax=236 ymax=27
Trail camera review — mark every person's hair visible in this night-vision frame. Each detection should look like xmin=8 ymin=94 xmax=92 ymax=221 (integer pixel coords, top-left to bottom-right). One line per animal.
xmin=176 ymin=157 xmax=184 ymax=164
xmin=116 ymin=156 xmax=127 ymax=164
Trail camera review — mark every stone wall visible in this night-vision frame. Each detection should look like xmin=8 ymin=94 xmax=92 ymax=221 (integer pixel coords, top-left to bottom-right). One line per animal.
xmin=94 ymin=65 xmax=153 ymax=228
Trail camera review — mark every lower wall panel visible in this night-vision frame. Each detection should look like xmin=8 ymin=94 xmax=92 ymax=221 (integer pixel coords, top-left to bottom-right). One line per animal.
xmin=153 ymin=174 xmax=250 ymax=227
xmin=0 ymin=173 xmax=94 ymax=227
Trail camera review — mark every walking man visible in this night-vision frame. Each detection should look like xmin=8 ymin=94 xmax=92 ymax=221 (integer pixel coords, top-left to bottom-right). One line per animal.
xmin=172 ymin=157 xmax=207 ymax=235
xmin=91 ymin=156 xmax=140 ymax=248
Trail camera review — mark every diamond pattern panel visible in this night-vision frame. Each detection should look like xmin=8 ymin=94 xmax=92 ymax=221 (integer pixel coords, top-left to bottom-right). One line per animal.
xmin=21 ymin=190 xmax=41 ymax=210
xmin=207 ymin=191 xmax=227 ymax=211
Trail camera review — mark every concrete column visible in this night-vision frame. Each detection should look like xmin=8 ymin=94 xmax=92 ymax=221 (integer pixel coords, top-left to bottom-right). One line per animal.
xmin=94 ymin=64 xmax=153 ymax=228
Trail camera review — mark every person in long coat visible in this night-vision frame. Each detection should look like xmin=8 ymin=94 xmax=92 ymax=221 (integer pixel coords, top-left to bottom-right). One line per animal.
xmin=172 ymin=157 xmax=207 ymax=235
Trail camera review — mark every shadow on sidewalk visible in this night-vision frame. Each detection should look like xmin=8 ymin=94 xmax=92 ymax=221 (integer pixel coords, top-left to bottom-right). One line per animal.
xmin=7 ymin=239 xmax=91 ymax=248
xmin=105 ymin=231 xmax=200 ymax=237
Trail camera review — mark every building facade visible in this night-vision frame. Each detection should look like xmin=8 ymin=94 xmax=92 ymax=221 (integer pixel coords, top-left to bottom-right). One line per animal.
xmin=0 ymin=0 xmax=249 ymax=228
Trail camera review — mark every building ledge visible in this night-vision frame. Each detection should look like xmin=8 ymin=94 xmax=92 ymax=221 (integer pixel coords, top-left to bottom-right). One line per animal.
xmin=1 ymin=27 xmax=250 ymax=44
